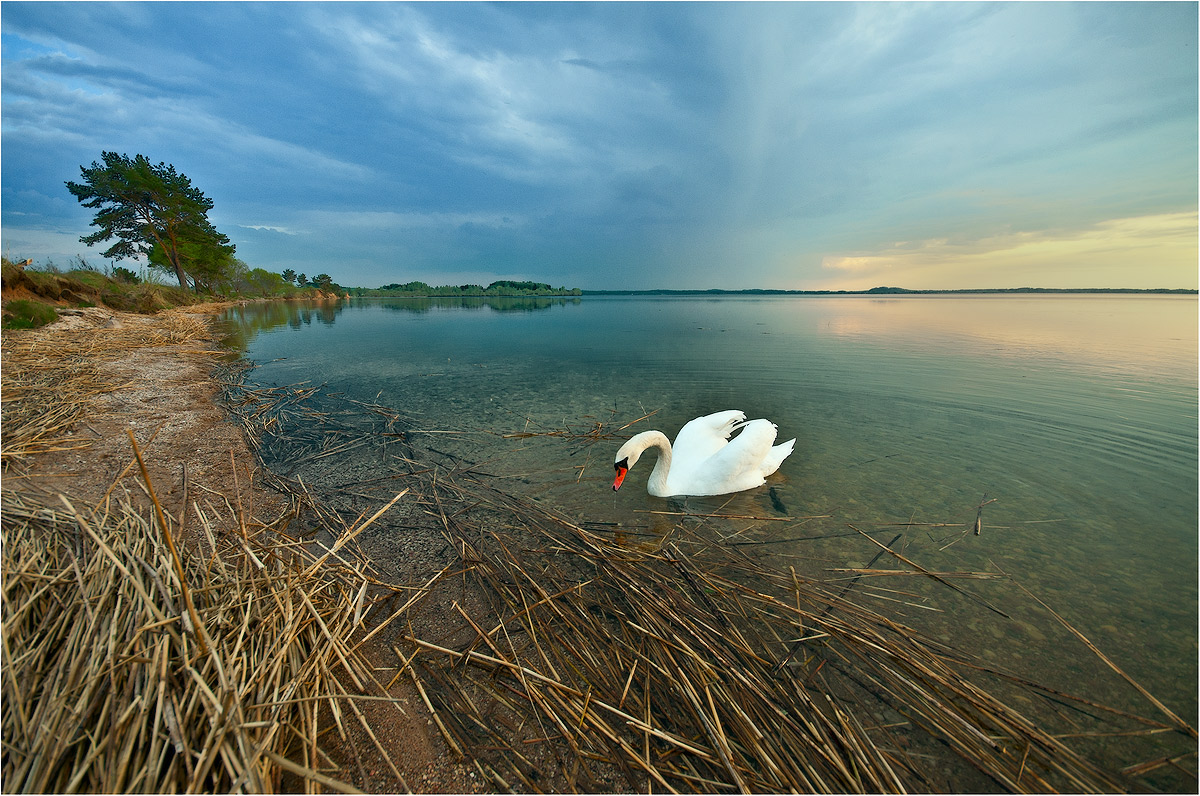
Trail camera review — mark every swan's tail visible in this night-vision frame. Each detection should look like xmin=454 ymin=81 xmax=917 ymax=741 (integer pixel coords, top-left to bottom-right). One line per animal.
xmin=761 ymin=437 xmax=795 ymax=477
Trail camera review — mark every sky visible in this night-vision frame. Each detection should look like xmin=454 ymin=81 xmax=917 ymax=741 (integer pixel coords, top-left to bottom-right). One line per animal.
xmin=1 ymin=1 xmax=1196 ymax=291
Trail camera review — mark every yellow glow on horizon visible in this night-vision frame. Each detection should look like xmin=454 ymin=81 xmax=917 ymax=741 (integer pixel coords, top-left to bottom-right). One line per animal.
xmin=814 ymin=211 xmax=1198 ymax=290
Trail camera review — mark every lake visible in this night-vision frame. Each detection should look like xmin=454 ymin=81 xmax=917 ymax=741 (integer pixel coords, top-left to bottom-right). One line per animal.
xmin=219 ymin=293 xmax=1197 ymax=778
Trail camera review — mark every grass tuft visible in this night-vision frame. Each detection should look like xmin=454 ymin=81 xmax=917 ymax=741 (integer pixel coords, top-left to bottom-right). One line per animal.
xmin=2 ymin=298 xmax=59 ymax=329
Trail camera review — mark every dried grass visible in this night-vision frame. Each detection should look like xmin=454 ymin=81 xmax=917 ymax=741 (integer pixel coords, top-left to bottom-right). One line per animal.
xmin=214 ymin=371 xmax=1197 ymax=793
xmin=389 ymin=470 xmax=1194 ymax=793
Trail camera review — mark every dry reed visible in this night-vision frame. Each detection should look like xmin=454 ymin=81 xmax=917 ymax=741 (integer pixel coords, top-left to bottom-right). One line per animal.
xmin=1 ymin=479 xmax=414 ymax=793
xmin=215 ymin=370 xmax=1196 ymax=793
xmin=389 ymin=469 xmax=1196 ymax=793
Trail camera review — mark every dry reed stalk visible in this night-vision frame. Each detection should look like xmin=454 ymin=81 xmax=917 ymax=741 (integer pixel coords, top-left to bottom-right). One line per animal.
xmin=1 ymin=481 xmax=415 ymax=794
xmin=1 ymin=310 xmax=214 ymax=468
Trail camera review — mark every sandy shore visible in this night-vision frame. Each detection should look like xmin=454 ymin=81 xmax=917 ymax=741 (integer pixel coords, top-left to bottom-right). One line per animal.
xmin=1 ymin=302 xmax=479 ymax=793
xmin=4 ymin=305 xmax=281 ymax=520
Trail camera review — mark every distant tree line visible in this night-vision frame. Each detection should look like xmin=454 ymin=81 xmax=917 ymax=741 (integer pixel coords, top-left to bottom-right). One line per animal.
xmin=353 ymin=280 xmax=581 ymax=297
xmin=280 ymin=269 xmax=343 ymax=294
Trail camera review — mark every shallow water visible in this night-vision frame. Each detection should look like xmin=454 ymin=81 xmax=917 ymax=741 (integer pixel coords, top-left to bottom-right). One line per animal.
xmin=220 ymin=294 xmax=1197 ymax=760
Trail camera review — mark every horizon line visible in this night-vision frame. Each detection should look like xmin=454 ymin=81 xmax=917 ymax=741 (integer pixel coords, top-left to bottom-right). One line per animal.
xmin=578 ymin=286 xmax=1198 ymax=295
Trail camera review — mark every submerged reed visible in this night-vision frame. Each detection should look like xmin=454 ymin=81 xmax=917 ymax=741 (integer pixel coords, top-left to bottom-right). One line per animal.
xmin=389 ymin=469 xmax=1194 ymax=793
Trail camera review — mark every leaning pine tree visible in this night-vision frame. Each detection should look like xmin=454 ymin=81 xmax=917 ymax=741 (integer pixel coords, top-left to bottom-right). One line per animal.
xmin=66 ymin=152 xmax=234 ymax=292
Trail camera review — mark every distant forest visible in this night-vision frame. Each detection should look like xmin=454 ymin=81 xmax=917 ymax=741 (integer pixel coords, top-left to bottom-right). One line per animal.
xmin=584 ymin=286 xmax=1197 ymax=296
xmin=352 ymin=280 xmax=582 ymax=297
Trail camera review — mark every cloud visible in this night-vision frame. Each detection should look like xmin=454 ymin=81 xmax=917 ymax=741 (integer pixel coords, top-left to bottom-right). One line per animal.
xmin=2 ymin=2 xmax=1195 ymax=290
xmin=818 ymin=212 xmax=1199 ymax=289
xmin=304 ymin=3 xmax=690 ymax=188
xmin=1 ymin=225 xmax=99 ymax=263
xmin=239 ymin=225 xmax=302 ymax=236
xmin=292 ymin=209 xmax=525 ymax=232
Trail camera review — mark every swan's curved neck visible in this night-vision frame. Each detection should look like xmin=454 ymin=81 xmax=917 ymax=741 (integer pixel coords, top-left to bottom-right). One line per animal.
xmin=635 ymin=431 xmax=672 ymax=497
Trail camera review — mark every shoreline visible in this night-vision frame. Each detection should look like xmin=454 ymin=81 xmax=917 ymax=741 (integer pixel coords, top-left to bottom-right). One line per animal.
xmin=0 ymin=302 xmax=477 ymax=793
xmin=2 ymin=303 xmax=276 ymax=522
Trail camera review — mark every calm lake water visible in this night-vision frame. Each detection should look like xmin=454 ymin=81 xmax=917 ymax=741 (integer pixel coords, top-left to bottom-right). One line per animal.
xmin=220 ymin=294 xmax=1197 ymax=768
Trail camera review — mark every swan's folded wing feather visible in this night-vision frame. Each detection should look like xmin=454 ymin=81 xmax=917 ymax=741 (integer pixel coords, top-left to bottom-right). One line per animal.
xmin=671 ymin=410 xmax=744 ymax=464
xmin=688 ymin=419 xmax=779 ymax=495
xmin=663 ymin=411 xmax=744 ymax=493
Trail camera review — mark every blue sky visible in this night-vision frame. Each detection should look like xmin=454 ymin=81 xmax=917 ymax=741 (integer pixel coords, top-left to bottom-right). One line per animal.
xmin=2 ymin=1 xmax=1196 ymax=290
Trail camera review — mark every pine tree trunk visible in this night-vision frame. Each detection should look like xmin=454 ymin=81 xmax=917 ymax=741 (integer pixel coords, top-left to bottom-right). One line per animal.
xmin=170 ymin=252 xmax=189 ymax=291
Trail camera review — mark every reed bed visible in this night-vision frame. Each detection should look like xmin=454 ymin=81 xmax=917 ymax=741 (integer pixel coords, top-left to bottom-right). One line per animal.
xmin=4 ymin=325 xmax=1192 ymax=794
xmin=0 ymin=475 xmax=413 ymax=794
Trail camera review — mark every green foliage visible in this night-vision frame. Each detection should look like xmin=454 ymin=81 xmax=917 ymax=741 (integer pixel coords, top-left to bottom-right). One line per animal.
xmin=244 ymin=268 xmax=290 ymax=297
xmin=148 ymin=230 xmax=236 ymax=292
xmin=66 ymin=152 xmax=235 ymax=292
xmin=3 ymin=299 xmax=59 ymax=329
xmin=378 ymin=281 xmax=433 ymax=294
xmin=487 ymin=280 xmax=552 ymax=293
xmin=111 ymin=266 xmax=141 ymax=284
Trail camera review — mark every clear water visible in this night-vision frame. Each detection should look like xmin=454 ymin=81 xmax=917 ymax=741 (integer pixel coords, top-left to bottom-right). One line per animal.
xmin=219 ymin=294 xmax=1198 ymax=740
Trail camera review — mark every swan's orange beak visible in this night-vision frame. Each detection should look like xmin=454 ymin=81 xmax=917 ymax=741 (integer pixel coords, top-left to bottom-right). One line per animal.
xmin=613 ymin=463 xmax=628 ymax=491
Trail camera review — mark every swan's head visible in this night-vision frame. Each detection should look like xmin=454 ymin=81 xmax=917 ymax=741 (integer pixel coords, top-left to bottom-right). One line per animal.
xmin=612 ymin=437 xmax=646 ymax=491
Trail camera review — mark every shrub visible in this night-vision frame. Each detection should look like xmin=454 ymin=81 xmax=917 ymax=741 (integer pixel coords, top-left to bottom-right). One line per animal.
xmin=111 ymin=266 xmax=141 ymax=284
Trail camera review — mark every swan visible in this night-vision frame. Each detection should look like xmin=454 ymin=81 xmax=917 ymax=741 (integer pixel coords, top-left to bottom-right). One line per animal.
xmin=612 ymin=410 xmax=795 ymax=497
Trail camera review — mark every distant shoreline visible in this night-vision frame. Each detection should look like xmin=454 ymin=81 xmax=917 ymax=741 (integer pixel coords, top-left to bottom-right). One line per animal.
xmin=583 ymin=287 xmax=1197 ymax=296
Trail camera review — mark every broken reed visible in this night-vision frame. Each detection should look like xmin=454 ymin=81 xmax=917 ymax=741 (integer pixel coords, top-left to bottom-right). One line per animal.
xmin=7 ymin=311 xmax=1186 ymax=794
xmin=0 ymin=485 xmax=412 ymax=794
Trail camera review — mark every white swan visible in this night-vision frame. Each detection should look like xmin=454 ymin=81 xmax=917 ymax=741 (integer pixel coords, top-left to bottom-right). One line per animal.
xmin=612 ymin=410 xmax=795 ymax=497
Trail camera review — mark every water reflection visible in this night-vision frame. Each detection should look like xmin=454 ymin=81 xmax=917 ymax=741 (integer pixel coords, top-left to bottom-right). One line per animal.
xmin=217 ymin=295 xmax=582 ymax=353
xmin=223 ymin=294 xmax=1197 ymax=752
xmin=815 ymin=295 xmax=1197 ymax=378
xmin=217 ymin=298 xmax=348 ymax=353
xmin=373 ymin=296 xmax=582 ymax=314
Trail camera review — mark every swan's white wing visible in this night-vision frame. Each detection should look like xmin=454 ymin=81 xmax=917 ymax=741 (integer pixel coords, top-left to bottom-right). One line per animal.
xmin=671 ymin=410 xmax=744 ymax=461
xmin=686 ymin=419 xmax=780 ymax=496
xmin=667 ymin=410 xmax=745 ymax=490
